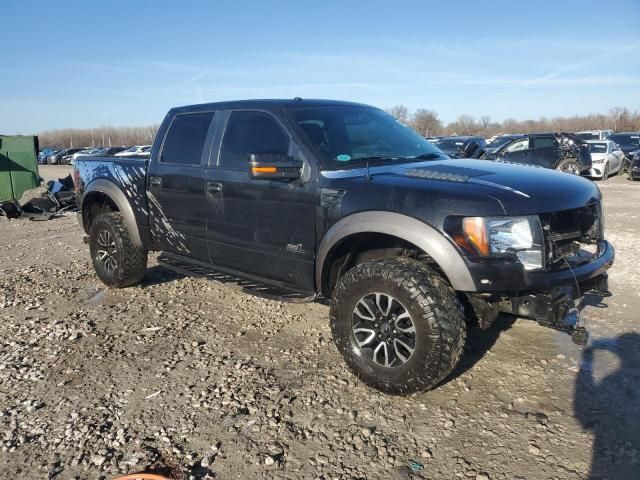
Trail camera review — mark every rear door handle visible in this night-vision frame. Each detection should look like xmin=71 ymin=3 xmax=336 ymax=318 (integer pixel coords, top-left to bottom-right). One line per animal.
xmin=149 ymin=176 xmax=162 ymax=187
xmin=207 ymin=182 xmax=222 ymax=195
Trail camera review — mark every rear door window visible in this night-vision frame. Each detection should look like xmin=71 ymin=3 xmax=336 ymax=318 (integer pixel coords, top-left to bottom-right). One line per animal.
xmin=531 ymin=136 xmax=555 ymax=149
xmin=161 ymin=112 xmax=215 ymax=165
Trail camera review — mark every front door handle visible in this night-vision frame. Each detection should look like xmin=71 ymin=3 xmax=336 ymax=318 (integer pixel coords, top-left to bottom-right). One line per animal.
xmin=149 ymin=176 xmax=162 ymax=187
xmin=207 ymin=182 xmax=222 ymax=195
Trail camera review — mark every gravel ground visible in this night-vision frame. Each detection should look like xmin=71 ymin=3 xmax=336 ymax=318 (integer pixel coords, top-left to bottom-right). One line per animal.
xmin=1 ymin=166 xmax=639 ymax=480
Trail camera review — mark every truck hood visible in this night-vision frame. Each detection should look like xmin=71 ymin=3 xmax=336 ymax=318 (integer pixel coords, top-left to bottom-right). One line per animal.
xmin=321 ymin=158 xmax=601 ymax=216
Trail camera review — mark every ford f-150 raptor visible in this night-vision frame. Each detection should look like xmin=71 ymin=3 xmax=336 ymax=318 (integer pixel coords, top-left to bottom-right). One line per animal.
xmin=74 ymin=99 xmax=614 ymax=395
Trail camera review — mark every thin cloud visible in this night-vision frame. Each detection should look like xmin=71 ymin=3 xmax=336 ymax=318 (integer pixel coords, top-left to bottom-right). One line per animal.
xmin=500 ymin=41 xmax=640 ymax=94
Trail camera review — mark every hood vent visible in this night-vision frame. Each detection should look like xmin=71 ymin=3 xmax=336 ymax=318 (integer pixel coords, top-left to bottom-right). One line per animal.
xmin=404 ymin=164 xmax=493 ymax=183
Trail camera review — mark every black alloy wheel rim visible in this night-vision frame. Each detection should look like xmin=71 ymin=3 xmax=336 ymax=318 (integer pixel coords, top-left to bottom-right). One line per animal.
xmin=351 ymin=292 xmax=416 ymax=368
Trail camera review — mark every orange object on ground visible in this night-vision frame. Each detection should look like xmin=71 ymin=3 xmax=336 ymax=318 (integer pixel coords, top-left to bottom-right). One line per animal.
xmin=113 ymin=474 xmax=172 ymax=480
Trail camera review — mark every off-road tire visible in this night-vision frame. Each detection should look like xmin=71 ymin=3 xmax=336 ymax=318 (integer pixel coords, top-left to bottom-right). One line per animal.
xmin=556 ymin=158 xmax=580 ymax=175
xmin=330 ymin=258 xmax=466 ymax=395
xmin=89 ymin=212 xmax=148 ymax=288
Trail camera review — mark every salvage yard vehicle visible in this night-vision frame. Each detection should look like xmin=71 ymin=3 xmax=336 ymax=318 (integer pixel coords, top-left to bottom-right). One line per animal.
xmin=74 ymin=99 xmax=614 ymax=395
xmin=484 ymin=133 xmax=524 ymax=154
xmin=481 ymin=133 xmax=592 ymax=175
xmin=575 ymin=130 xmax=613 ymax=141
xmin=586 ymin=140 xmax=625 ymax=180
xmin=434 ymin=135 xmax=487 ymax=158
xmin=608 ymin=132 xmax=640 ymax=158
xmin=629 ymin=152 xmax=640 ymax=181
xmin=48 ymin=148 xmax=82 ymax=164
xmin=114 ymin=145 xmax=152 ymax=157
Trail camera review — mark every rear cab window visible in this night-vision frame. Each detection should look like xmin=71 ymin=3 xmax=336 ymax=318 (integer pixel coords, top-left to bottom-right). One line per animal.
xmin=161 ymin=112 xmax=215 ymax=165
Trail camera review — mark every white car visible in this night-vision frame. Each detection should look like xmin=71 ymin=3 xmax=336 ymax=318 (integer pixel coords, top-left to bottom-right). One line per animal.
xmin=72 ymin=147 xmax=103 ymax=161
xmin=114 ymin=145 xmax=152 ymax=157
xmin=576 ymin=130 xmax=613 ymax=141
xmin=587 ymin=140 xmax=625 ymax=179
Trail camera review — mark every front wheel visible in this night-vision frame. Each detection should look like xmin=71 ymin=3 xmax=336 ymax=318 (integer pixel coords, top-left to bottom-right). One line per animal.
xmin=556 ymin=158 xmax=580 ymax=175
xmin=602 ymin=163 xmax=609 ymax=181
xmin=330 ymin=258 xmax=466 ymax=395
xmin=89 ymin=212 xmax=148 ymax=288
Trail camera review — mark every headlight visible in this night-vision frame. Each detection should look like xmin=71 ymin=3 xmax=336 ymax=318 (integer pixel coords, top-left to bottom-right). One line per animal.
xmin=455 ymin=216 xmax=545 ymax=270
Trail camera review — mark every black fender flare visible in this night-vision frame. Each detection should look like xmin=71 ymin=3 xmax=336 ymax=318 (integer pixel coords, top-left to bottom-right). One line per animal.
xmin=316 ymin=211 xmax=476 ymax=293
xmin=80 ymin=179 xmax=143 ymax=247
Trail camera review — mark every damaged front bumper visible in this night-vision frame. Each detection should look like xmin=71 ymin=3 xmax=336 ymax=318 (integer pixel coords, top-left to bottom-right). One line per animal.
xmin=467 ymin=241 xmax=614 ymax=345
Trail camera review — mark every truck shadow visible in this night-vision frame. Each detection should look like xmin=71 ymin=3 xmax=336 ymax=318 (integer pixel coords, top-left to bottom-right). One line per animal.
xmin=574 ymin=333 xmax=640 ymax=479
xmin=139 ymin=265 xmax=185 ymax=287
xmin=440 ymin=314 xmax=516 ymax=387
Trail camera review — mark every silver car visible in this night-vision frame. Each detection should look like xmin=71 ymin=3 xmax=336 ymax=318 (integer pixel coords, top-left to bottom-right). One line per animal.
xmin=587 ymin=140 xmax=625 ymax=179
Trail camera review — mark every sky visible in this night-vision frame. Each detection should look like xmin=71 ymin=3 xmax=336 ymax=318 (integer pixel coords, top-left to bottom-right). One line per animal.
xmin=1 ymin=0 xmax=639 ymax=134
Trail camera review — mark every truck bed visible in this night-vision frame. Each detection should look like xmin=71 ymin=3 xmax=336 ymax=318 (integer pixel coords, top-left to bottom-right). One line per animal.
xmin=74 ymin=155 xmax=150 ymax=234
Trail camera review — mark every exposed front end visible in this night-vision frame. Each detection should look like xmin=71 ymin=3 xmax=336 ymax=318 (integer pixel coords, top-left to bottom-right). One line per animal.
xmin=588 ymin=154 xmax=608 ymax=178
xmin=445 ymin=200 xmax=614 ymax=343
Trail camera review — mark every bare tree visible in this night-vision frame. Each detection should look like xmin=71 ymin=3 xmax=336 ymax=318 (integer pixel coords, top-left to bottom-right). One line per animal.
xmin=411 ymin=109 xmax=442 ymax=136
xmin=38 ymin=125 xmax=160 ymax=148
xmin=447 ymin=115 xmax=477 ymax=136
xmin=36 ymin=107 xmax=640 ymax=149
xmin=386 ymin=105 xmax=410 ymax=124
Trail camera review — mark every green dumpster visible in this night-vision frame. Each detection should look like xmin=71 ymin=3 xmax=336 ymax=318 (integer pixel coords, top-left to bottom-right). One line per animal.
xmin=0 ymin=135 xmax=40 ymax=202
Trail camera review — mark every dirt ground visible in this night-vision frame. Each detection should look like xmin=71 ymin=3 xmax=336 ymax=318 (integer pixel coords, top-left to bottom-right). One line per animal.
xmin=1 ymin=166 xmax=638 ymax=480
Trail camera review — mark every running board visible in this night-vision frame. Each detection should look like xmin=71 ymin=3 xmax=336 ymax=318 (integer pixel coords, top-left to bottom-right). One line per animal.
xmin=157 ymin=253 xmax=317 ymax=303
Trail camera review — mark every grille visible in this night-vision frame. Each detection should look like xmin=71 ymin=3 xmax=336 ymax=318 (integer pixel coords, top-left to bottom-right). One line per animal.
xmin=540 ymin=202 xmax=603 ymax=270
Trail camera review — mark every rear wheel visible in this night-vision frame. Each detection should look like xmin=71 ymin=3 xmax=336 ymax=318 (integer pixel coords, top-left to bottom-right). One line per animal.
xmin=89 ymin=212 xmax=148 ymax=288
xmin=330 ymin=258 xmax=466 ymax=395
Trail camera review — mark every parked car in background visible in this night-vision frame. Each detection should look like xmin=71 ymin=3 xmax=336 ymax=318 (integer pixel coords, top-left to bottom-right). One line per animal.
xmin=608 ymin=132 xmax=640 ymax=158
xmin=38 ymin=148 xmax=59 ymax=164
xmin=138 ymin=146 xmax=152 ymax=158
xmin=484 ymin=134 xmax=525 ymax=154
xmin=586 ymin=140 xmax=625 ymax=180
xmin=114 ymin=145 xmax=152 ymax=157
xmin=48 ymin=148 xmax=83 ymax=164
xmin=434 ymin=136 xmax=487 ymax=158
xmin=575 ymin=130 xmax=613 ymax=141
xmin=102 ymin=147 xmax=127 ymax=156
xmin=481 ymin=133 xmax=592 ymax=175
xmin=69 ymin=147 xmax=104 ymax=163
xmin=65 ymin=147 xmax=129 ymax=164
xmin=629 ymin=152 xmax=640 ymax=180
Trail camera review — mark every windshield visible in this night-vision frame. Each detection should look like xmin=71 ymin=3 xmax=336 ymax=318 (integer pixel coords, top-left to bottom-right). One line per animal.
xmin=286 ymin=105 xmax=446 ymax=169
xmin=488 ymin=135 xmax=521 ymax=149
xmin=434 ymin=138 xmax=466 ymax=154
xmin=588 ymin=143 xmax=607 ymax=154
xmin=609 ymin=134 xmax=640 ymax=147
xmin=576 ymin=132 xmax=600 ymax=140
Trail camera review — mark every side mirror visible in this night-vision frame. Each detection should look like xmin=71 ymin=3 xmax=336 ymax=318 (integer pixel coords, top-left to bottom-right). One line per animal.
xmin=248 ymin=152 xmax=302 ymax=181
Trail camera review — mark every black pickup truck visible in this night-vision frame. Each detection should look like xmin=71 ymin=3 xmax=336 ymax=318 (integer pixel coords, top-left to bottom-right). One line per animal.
xmin=74 ymin=99 xmax=614 ymax=395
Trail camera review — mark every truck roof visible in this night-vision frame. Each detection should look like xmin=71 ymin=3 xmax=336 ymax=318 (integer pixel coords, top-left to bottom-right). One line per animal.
xmin=169 ymin=98 xmax=373 ymax=114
